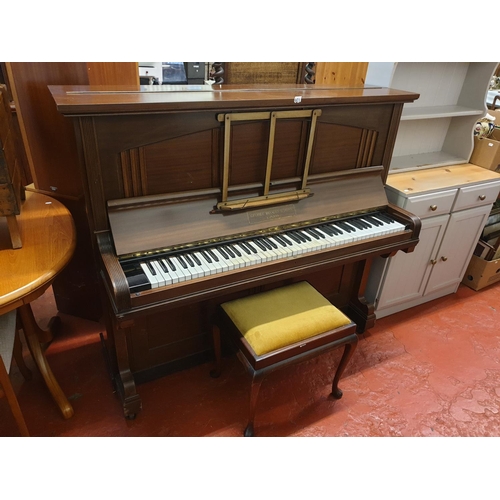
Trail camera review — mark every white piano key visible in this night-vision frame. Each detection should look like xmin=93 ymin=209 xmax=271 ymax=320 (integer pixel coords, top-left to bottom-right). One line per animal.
xmin=140 ymin=262 xmax=160 ymax=288
xmin=162 ymin=258 xmax=181 ymax=283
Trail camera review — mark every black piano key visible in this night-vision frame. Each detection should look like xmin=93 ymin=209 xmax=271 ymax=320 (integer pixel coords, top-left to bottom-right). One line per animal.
xmin=264 ymin=237 xmax=278 ymax=249
xmin=230 ymin=244 xmax=242 ymax=257
xmin=191 ymin=253 xmax=202 ymax=266
xmin=146 ymin=262 xmax=157 ymax=275
xmin=201 ymin=250 xmax=212 ymax=263
xmin=336 ymin=221 xmax=355 ymax=233
xmin=273 ymin=235 xmax=288 ymax=247
xmin=348 ymin=219 xmax=365 ymax=230
xmin=375 ymin=213 xmax=395 ymax=224
xmin=207 ymin=248 xmax=219 ymax=262
xmin=237 ymin=242 xmax=251 ymax=255
xmin=353 ymin=218 xmax=370 ymax=229
xmin=328 ymin=224 xmax=343 ymax=235
xmin=319 ymin=225 xmax=335 ymax=236
xmin=253 ymin=239 xmax=267 ymax=251
xmin=363 ymin=215 xmax=383 ymax=226
xmin=224 ymin=245 xmax=236 ymax=258
xmin=176 ymin=255 xmax=188 ymax=269
xmin=183 ymin=254 xmax=195 ymax=267
xmin=280 ymin=234 xmax=294 ymax=245
xmin=287 ymin=232 xmax=302 ymax=244
xmin=258 ymin=238 xmax=273 ymax=250
xmin=245 ymin=241 xmax=258 ymax=253
xmin=165 ymin=258 xmax=176 ymax=271
xmin=158 ymin=260 xmax=169 ymax=273
xmin=304 ymin=228 xmax=320 ymax=239
xmin=216 ymin=247 xmax=229 ymax=259
xmin=294 ymin=230 xmax=309 ymax=242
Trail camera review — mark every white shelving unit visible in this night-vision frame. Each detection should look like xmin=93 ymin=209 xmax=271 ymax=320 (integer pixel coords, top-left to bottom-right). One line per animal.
xmin=364 ymin=62 xmax=500 ymax=319
xmin=366 ymin=62 xmax=498 ymax=172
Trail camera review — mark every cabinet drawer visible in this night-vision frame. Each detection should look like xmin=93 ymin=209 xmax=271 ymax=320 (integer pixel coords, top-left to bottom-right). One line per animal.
xmin=453 ymin=181 xmax=500 ymax=212
xmin=404 ymin=190 xmax=456 ymax=218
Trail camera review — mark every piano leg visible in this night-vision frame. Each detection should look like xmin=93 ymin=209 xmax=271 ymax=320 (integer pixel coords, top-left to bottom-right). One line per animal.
xmin=104 ymin=315 xmax=142 ymax=419
xmin=345 ymin=258 xmax=376 ymax=333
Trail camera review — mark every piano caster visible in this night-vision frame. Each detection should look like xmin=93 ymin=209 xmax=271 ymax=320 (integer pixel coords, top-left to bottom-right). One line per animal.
xmin=244 ymin=423 xmax=255 ymax=437
xmin=209 ymin=368 xmax=221 ymax=378
xmin=125 ymin=413 xmax=137 ymax=420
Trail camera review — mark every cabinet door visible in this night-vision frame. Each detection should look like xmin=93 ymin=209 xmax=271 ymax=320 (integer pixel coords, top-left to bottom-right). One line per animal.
xmin=425 ymin=205 xmax=491 ymax=294
xmin=377 ymin=214 xmax=449 ymax=309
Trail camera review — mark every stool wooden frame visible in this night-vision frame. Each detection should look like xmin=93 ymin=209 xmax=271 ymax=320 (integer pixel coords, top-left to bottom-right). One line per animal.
xmin=211 ymin=296 xmax=358 ymax=437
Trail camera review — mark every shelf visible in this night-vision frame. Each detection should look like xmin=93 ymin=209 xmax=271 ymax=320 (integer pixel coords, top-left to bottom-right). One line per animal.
xmin=390 ymin=151 xmax=468 ymax=172
xmin=401 ymin=105 xmax=485 ymax=121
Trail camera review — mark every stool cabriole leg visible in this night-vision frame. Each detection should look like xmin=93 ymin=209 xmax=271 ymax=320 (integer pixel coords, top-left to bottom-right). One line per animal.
xmin=331 ymin=334 xmax=358 ymax=399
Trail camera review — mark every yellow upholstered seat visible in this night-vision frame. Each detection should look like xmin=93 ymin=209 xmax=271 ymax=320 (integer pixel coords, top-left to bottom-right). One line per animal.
xmin=221 ymin=281 xmax=352 ymax=356
xmin=212 ymin=281 xmax=358 ymax=436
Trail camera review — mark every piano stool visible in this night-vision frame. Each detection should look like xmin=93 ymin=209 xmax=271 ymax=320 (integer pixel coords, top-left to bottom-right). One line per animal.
xmin=210 ymin=281 xmax=358 ymax=436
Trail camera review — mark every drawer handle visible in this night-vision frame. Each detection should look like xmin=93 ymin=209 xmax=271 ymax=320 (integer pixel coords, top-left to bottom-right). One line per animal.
xmin=479 ymin=195 xmax=486 ymax=201
xmin=441 ymin=256 xmax=448 ymax=262
xmin=430 ymin=259 xmax=437 ymax=265
xmin=430 ymin=205 xmax=438 ymax=211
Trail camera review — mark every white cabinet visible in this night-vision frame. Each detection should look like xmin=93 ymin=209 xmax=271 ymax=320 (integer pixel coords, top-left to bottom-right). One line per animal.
xmin=366 ymin=62 xmax=498 ymax=172
xmin=366 ymin=165 xmax=500 ymax=318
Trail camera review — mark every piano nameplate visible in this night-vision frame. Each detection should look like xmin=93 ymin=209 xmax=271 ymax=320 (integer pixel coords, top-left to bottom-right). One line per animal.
xmin=247 ymin=204 xmax=297 ymax=224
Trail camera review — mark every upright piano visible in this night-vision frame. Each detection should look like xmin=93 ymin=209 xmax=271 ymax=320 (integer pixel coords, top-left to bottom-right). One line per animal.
xmin=50 ymin=83 xmax=421 ymax=418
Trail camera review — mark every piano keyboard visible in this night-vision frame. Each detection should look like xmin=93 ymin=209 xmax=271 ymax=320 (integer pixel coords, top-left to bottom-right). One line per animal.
xmin=121 ymin=211 xmax=407 ymax=293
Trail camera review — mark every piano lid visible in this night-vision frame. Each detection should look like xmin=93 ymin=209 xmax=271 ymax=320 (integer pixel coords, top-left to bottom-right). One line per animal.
xmin=49 ymin=83 xmax=420 ymax=116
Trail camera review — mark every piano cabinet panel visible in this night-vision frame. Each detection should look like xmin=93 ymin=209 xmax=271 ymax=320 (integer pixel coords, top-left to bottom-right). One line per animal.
xmin=128 ymin=301 xmax=211 ymax=375
xmin=141 ymin=130 xmax=216 ymax=195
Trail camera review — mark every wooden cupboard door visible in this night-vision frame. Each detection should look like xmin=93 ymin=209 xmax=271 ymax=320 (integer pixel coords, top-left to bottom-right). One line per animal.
xmin=377 ymin=214 xmax=449 ymax=309
xmin=425 ymin=205 xmax=491 ymax=294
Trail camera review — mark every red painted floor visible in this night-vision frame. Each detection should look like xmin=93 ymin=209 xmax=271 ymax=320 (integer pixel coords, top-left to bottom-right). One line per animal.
xmin=2 ymin=282 xmax=500 ymax=438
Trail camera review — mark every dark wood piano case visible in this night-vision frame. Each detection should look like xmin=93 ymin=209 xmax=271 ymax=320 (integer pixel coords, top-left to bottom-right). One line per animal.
xmin=50 ymin=83 xmax=420 ymax=417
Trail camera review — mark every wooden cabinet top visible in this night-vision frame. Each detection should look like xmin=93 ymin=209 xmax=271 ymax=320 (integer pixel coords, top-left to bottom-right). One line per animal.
xmin=386 ymin=164 xmax=500 ymax=196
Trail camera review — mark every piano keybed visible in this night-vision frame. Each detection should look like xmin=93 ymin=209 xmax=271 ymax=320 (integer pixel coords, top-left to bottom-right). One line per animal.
xmin=121 ymin=210 xmax=408 ymax=293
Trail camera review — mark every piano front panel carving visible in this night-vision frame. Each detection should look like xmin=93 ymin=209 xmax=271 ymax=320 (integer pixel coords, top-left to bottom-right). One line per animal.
xmin=357 ymin=129 xmax=378 ymax=168
xmin=120 ymin=149 xmax=146 ymax=198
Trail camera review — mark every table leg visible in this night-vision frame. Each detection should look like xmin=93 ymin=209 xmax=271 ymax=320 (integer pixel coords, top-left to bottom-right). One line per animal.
xmin=18 ymin=304 xmax=74 ymax=419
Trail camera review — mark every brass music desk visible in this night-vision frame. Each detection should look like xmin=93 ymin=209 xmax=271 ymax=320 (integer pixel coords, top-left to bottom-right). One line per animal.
xmin=0 ymin=190 xmax=76 ymax=419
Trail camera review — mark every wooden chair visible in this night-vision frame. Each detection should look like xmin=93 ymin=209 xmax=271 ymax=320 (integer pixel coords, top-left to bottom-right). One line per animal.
xmin=0 ymin=83 xmax=24 ymax=249
xmin=0 ymin=310 xmax=31 ymax=436
xmin=211 ymin=281 xmax=358 ymax=436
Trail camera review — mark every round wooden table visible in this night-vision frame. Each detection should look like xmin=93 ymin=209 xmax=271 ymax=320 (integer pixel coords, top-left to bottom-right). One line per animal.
xmin=0 ymin=190 xmax=76 ymax=418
